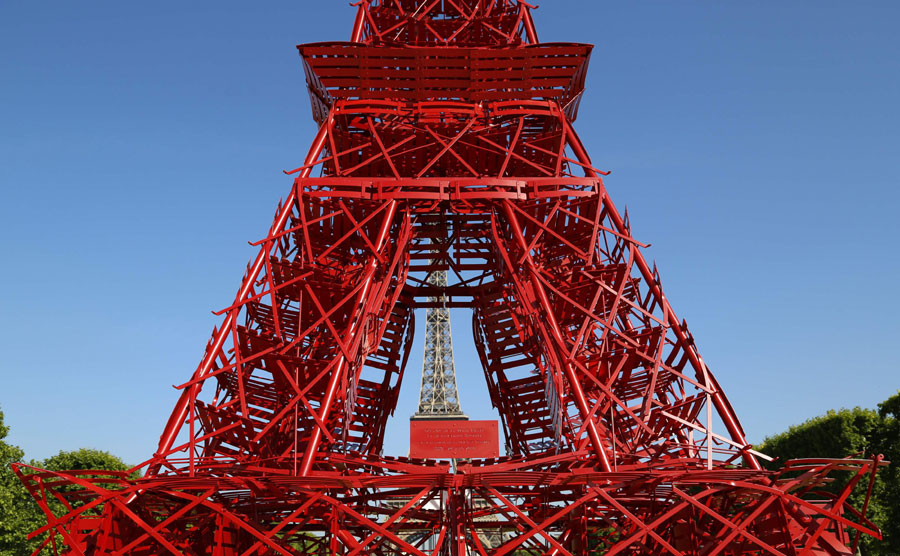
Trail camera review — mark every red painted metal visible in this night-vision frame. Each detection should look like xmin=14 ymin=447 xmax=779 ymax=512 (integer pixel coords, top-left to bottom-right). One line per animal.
xmin=410 ymin=420 xmax=499 ymax=460
xmin=15 ymin=1 xmax=887 ymax=554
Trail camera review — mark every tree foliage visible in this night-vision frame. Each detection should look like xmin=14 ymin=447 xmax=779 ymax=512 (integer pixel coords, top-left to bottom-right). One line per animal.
xmin=759 ymin=392 xmax=900 ymax=556
xmin=0 ymin=409 xmax=31 ymax=556
xmin=873 ymin=393 xmax=900 ymax=555
xmin=0 ymin=408 xmax=133 ymax=556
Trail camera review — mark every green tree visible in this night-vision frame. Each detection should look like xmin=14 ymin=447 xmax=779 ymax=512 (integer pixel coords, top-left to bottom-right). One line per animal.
xmin=0 ymin=409 xmax=30 ymax=556
xmin=0 ymin=408 xmax=134 ymax=556
xmin=41 ymin=449 xmax=132 ymax=476
xmin=874 ymin=393 xmax=900 ymax=553
xmin=758 ymin=393 xmax=900 ymax=556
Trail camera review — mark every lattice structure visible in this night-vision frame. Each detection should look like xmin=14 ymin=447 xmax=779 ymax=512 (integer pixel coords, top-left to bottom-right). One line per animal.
xmin=15 ymin=2 xmax=886 ymax=555
xmin=413 ymin=264 xmax=465 ymax=419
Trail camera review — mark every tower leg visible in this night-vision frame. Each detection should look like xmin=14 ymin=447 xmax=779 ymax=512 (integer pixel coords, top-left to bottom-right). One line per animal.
xmin=493 ymin=202 xmax=613 ymax=471
xmin=563 ymin=120 xmax=760 ymax=470
xmin=150 ymin=117 xmax=333 ymax=474
xmin=298 ymin=200 xmax=399 ymax=476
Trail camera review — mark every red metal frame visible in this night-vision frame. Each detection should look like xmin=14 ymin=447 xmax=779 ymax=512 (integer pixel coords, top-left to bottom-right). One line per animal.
xmin=15 ymin=1 xmax=885 ymax=554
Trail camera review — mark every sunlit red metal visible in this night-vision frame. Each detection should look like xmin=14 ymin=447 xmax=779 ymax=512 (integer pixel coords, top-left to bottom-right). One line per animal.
xmin=410 ymin=420 xmax=499 ymax=460
xmin=15 ymin=1 xmax=886 ymax=554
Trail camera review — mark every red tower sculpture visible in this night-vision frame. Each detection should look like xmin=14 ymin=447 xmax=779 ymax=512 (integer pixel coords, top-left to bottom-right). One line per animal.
xmin=15 ymin=2 xmax=885 ymax=554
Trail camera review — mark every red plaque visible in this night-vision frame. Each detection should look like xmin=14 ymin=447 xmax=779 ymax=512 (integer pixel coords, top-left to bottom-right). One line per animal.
xmin=409 ymin=420 xmax=499 ymax=459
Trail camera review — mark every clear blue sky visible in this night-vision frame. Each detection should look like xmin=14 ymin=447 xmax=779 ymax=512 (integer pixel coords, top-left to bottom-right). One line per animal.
xmin=1 ymin=1 xmax=898 ymax=465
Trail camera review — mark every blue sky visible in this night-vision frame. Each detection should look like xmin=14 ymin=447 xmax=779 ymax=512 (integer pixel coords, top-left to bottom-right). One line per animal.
xmin=1 ymin=1 xmax=898 ymax=465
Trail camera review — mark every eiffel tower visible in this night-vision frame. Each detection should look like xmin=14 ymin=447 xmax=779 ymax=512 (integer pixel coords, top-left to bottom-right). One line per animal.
xmin=15 ymin=2 xmax=886 ymax=554
xmin=412 ymin=265 xmax=466 ymax=421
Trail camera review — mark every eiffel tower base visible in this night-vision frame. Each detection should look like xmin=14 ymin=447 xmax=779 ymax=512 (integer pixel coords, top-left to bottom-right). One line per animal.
xmin=14 ymin=454 xmax=882 ymax=555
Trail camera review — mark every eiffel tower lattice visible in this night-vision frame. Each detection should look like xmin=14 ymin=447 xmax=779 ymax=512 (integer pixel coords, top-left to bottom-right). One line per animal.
xmin=413 ymin=262 xmax=466 ymax=420
xmin=15 ymin=1 xmax=885 ymax=554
